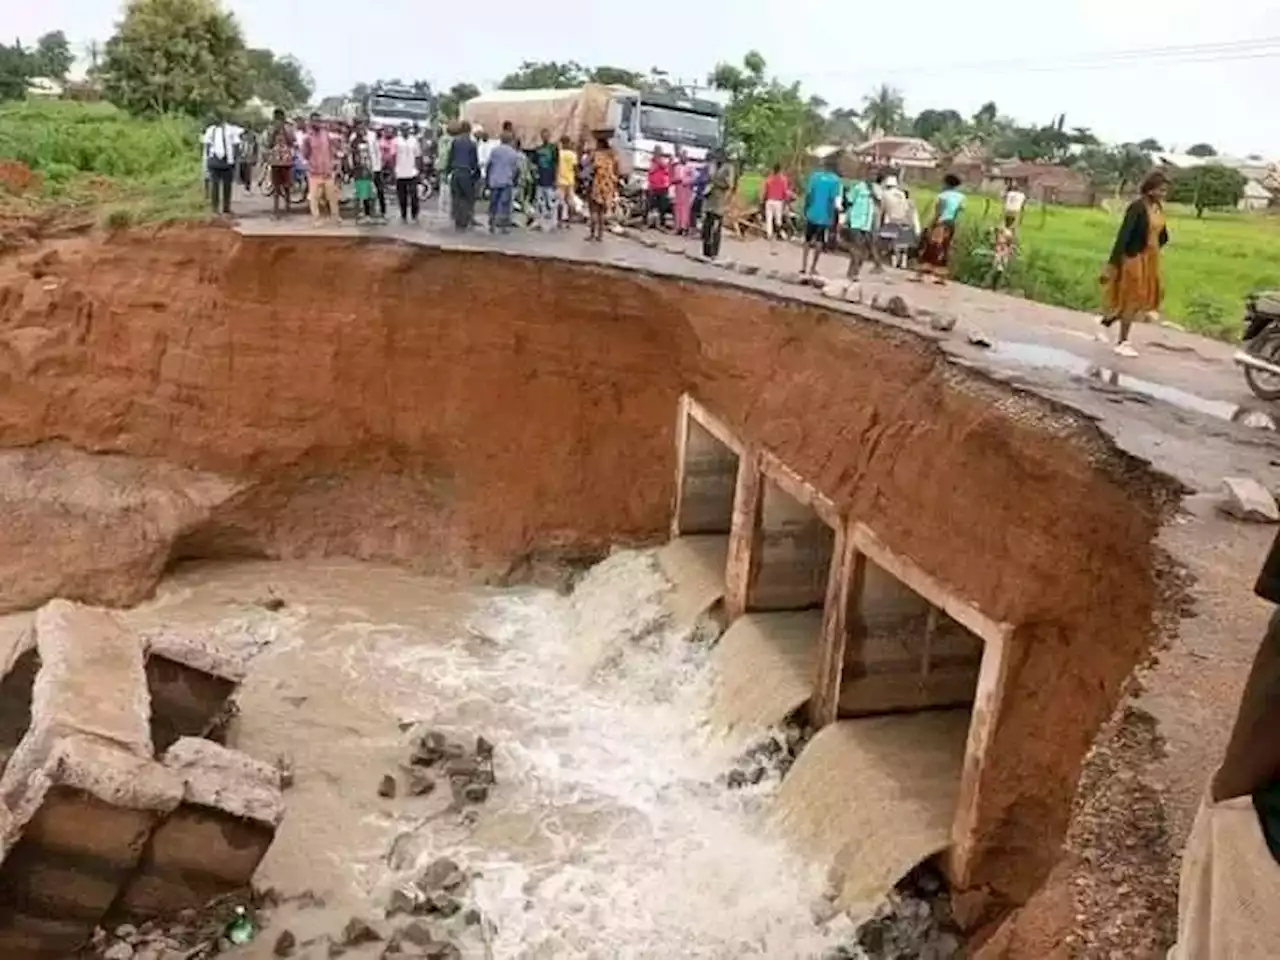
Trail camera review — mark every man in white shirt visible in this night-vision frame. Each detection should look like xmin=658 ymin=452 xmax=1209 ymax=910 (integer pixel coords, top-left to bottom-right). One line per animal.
xmin=202 ymin=118 xmax=241 ymax=215
xmin=393 ymin=124 xmax=423 ymax=224
xmin=1003 ymin=180 xmax=1028 ymax=227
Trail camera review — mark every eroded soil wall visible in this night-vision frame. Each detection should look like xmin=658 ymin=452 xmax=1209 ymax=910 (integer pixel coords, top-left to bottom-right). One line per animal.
xmin=0 ymin=226 xmax=1177 ymax=918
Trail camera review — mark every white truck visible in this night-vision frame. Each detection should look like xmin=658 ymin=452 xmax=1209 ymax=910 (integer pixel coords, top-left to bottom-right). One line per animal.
xmin=362 ymin=82 xmax=434 ymax=131
xmin=461 ymin=84 xmax=725 ymax=187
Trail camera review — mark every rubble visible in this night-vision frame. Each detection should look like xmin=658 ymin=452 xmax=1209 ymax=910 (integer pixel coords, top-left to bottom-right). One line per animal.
xmin=391 ymin=726 xmax=497 ymax=808
xmin=882 ymin=295 xmax=913 ymax=319
xmin=0 ymin=601 xmax=284 ymax=957
xmin=1220 ymin=476 xmax=1279 ymax=523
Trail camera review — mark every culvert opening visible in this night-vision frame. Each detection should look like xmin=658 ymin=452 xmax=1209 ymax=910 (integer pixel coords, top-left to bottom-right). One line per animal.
xmin=0 ymin=648 xmax=38 ymax=778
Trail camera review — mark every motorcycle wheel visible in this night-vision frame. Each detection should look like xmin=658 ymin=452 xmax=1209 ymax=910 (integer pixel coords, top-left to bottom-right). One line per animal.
xmin=1244 ymin=328 xmax=1280 ymax=401
xmin=418 ymin=178 xmax=435 ymax=203
xmin=289 ymin=175 xmax=309 ymax=206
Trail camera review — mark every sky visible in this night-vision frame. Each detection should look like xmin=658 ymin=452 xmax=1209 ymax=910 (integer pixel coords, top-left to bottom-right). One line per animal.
xmin=13 ymin=0 xmax=1280 ymax=157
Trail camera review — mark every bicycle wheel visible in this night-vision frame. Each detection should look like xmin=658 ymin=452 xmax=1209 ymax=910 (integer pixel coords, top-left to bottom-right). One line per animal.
xmin=289 ymin=174 xmax=309 ymax=205
xmin=418 ymin=178 xmax=435 ymax=203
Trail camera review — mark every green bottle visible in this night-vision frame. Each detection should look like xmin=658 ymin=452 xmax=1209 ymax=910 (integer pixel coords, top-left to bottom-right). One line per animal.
xmin=225 ymin=906 xmax=256 ymax=945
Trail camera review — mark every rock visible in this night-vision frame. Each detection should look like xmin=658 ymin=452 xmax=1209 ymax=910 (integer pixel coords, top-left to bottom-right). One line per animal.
xmin=462 ymin=908 xmax=482 ymax=926
xmin=713 ymin=258 xmax=736 ymax=270
xmin=406 ymin=768 xmax=436 ymax=797
xmin=442 ymin=741 xmax=467 ymax=760
xmin=929 ymin=312 xmax=958 ymax=333
xmin=639 ymin=237 xmax=659 ymax=248
xmin=114 ymin=924 xmax=139 ymax=940
xmin=104 ymin=943 xmax=135 ymax=960
xmin=327 ymin=943 xmax=347 ymax=958
xmin=276 ymin=753 xmax=296 ymax=789
xmin=378 ymin=774 xmax=398 ymax=798
xmin=1236 ymin=408 xmax=1278 ymax=431
xmin=398 ymin=920 xmax=437 ymax=948
xmin=607 ymin=224 xmax=625 ymax=235
xmin=734 ymin=263 xmax=760 ymax=276
xmin=342 ymin=917 xmax=383 ymax=946
xmin=966 ymin=329 xmax=993 ymax=348
xmin=821 ymin=280 xmax=849 ymax=300
xmin=474 ymin=736 xmax=494 ymax=760
xmin=462 ymin=782 xmax=490 ymax=803
xmin=273 ymin=930 xmax=297 ymax=957
xmin=444 ymin=758 xmax=479 ymax=779
xmin=843 ymin=284 xmax=863 ymax=304
xmin=416 ymin=857 xmax=465 ymax=894
xmin=256 ymin=595 xmax=287 ymax=612
xmin=425 ymin=892 xmax=461 ymax=917
xmin=1221 ymin=477 xmax=1280 ymax=523
xmin=883 ymin=295 xmax=913 ymax=319
xmin=387 ymin=886 xmax=419 ymax=917
xmin=409 ymin=730 xmax=447 ymax=766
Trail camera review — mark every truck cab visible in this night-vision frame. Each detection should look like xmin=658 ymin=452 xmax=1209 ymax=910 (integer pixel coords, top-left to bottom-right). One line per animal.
xmin=364 ymin=83 xmax=435 ymax=132
xmin=607 ymin=89 xmax=725 ymax=186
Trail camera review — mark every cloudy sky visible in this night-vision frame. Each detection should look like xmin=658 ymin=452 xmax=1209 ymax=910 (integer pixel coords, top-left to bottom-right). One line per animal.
xmin=14 ymin=0 xmax=1280 ymax=157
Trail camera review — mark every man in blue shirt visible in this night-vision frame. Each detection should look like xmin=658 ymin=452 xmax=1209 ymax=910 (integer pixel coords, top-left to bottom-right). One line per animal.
xmin=802 ymin=155 xmax=842 ymax=275
xmin=843 ymin=172 xmax=883 ymax=279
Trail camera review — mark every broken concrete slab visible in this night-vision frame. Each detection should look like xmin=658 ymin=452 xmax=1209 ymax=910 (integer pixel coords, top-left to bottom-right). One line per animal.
xmin=1220 ymin=477 xmax=1279 ymax=523
xmin=0 ymin=735 xmax=184 ymax=959
xmin=116 ymin=738 xmax=284 ymax=919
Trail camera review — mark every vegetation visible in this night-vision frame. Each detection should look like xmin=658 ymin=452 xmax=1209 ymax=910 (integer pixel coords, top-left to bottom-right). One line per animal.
xmin=1168 ymin=164 xmax=1248 ymax=218
xmin=0 ymin=100 xmax=205 ymax=224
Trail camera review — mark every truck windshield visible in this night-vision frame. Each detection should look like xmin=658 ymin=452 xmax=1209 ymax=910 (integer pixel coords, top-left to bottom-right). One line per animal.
xmin=370 ymin=96 xmax=431 ymax=121
xmin=638 ymin=106 xmax=720 ymax=149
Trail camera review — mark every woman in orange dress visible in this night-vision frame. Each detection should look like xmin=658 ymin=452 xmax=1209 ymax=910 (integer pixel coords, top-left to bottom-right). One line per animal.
xmin=587 ymin=132 xmax=618 ymax=242
xmin=1098 ymin=170 xmax=1170 ymax=358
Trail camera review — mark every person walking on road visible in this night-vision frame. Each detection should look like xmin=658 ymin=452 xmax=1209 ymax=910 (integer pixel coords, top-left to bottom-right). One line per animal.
xmin=1097 ymin=170 xmax=1170 ymax=358
xmin=446 ymin=121 xmax=481 ymax=231
xmin=202 ymin=115 xmax=239 ymax=216
xmin=914 ymin=173 xmax=965 ymax=286
xmin=701 ymin=150 xmax=735 ymax=259
xmin=302 ymin=115 xmax=339 ymax=226
xmin=393 ymin=123 xmax=422 ymax=224
xmin=587 ymin=133 xmax=619 ymax=242
xmin=842 ymin=169 xmax=881 ymax=280
xmin=800 ymin=154 xmax=842 ymax=275
xmin=487 ymin=132 xmax=522 ymax=233
xmin=762 ymin=163 xmax=791 ymax=245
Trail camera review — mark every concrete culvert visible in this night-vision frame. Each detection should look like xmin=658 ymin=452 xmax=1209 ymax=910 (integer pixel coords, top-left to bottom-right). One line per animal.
xmin=0 ymin=223 xmax=1266 ymax=958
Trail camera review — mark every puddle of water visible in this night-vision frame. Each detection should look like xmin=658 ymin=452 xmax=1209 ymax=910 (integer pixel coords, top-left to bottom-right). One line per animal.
xmin=988 ymin=341 xmax=1247 ymax=423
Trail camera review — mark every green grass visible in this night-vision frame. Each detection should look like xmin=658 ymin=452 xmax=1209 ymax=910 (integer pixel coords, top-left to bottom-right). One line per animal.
xmin=0 ymin=99 xmax=207 ymax=226
xmin=735 ymin=167 xmax=1280 ymax=339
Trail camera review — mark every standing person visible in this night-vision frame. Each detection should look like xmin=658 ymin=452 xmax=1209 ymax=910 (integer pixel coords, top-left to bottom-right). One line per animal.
xmin=392 ymin=123 xmax=422 ymax=224
xmin=670 ymin=148 xmax=694 ymax=236
xmin=701 ymin=150 xmax=735 ymax=259
xmin=556 ymin=135 xmax=578 ymax=227
xmin=237 ymin=125 xmax=257 ymax=193
xmin=800 ymin=155 xmax=842 ymax=275
xmin=1097 ymin=170 xmax=1169 ymax=358
xmin=486 ymin=131 xmax=522 ymax=233
xmin=349 ymin=120 xmax=377 ymax=224
xmin=202 ymin=115 xmax=239 ymax=216
xmin=475 ymin=127 xmax=493 ymax=194
xmin=879 ymin=175 xmax=915 ymax=268
xmin=762 ymin=163 xmax=791 ymax=244
xmin=646 ymin=148 xmax=672 ymax=228
xmin=1003 ymin=179 xmax=1028 ymax=229
xmin=690 ymin=161 xmax=709 ymax=229
xmin=842 ymin=169 xmax=880 ymax=280
xmin=587 ymin=133 xmax=619 ymax=242
xmin=265 ymin=109 xmax=294 ymax=219
xmin=359 ymin=120 xmax=387 ymax=222
xmin=990 ymin=216 xmax=1016 ymax=289
xmin=530 ymin=128 xmax=559 ymax=230
xmin=914 ymin=173 xmax=965 ymax=285
xmin=446 ymin=121 xmax=481 ymax=231
xmin=302 ymin=115 xmax=340 ymax=225
xmin=436 ymin=123 xmax=454 ymax=215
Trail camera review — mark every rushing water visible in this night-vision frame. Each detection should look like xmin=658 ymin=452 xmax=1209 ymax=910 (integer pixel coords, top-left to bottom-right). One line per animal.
xmin=121 ymin=551 xmax=850 ymax=959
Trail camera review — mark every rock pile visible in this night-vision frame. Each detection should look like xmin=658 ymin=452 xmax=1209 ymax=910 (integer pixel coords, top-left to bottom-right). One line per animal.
xmin=724 ymin=720 xmax=813 ymax=788
xmin=826 ymin=862 xmax=961 ymax=960
xmin=380 ymin=727 xmax=497 ymax=806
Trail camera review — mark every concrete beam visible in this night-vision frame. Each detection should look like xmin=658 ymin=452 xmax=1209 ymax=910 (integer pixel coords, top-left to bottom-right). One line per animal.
xmin=724 ymin=451 xmax=764 ymax=622
xmin=810 ymin=527 xmax=861 ymax=728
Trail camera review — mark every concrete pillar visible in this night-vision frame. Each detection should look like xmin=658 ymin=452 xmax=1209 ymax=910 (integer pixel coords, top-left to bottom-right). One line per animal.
xmin=724 ymin=452 xmax=763 ymax=622
xmin=671 ymin=395 xmax=743 ymax=538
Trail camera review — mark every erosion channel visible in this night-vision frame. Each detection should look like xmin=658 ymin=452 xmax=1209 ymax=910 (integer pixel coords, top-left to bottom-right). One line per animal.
xmin=0 ymin=223 xmax=1251 ymax=959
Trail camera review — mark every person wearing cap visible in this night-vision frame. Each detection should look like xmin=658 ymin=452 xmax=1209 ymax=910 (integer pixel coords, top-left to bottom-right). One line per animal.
xmin=879 ymin=174 xmax=916 ymax=269
xmin=701 ymin=149 xmax=735 ymax=259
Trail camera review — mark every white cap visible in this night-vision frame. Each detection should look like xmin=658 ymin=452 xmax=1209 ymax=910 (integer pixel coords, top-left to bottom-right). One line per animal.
xmin=884 ymin=175 xmax=899 ymax=188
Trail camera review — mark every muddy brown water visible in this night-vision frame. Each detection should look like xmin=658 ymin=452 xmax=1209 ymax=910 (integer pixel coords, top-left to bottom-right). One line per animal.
xmin=108 ymin=553 xmax=858 ymax=958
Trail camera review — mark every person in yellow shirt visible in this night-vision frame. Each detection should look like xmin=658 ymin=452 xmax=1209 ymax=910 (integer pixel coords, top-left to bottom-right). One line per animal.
xmin=556 ymin=135 xmax=578 ymax=228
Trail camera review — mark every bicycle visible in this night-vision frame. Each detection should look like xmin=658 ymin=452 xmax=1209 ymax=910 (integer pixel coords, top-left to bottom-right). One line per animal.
xmin=257 ymin=161 xmax=309 ymax=205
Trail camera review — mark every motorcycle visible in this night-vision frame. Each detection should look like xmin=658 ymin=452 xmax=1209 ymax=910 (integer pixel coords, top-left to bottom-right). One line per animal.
xmin=1233 ymin=291 xmax=1280 ymax=401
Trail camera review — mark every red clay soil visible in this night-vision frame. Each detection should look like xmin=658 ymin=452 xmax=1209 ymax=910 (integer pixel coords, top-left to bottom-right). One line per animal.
xmin=0 ymin=225 xmax=1185 ymax=947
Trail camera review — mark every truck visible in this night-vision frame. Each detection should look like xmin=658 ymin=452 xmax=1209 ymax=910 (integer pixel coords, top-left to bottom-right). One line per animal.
xmin=362 ymin=82 xmax=435 ymax=131
xmin=460 ymin=84 xmax=725 ymax=186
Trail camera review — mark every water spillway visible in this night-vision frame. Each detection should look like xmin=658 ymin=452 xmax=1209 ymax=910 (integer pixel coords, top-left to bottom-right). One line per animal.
xmin=0 ymin=225 xmax=1199 ymax=955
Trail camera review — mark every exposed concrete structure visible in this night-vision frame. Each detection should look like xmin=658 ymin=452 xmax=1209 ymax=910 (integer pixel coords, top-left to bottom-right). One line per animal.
xmin=674 ymin=394 xmax=1015 ymax=893
xmin=0 ymin=601 xmax=283 ymax=957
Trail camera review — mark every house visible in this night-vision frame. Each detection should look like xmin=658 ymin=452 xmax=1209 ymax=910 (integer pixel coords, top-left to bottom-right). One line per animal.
xmin=849 ymin=136 xmax=938 ymax=171
xmin=1239 ymin=179 xmax=1274 ymax=212
xmin=984 ymin=160 xmax=1094 ymax=206
xmin=25 ymin=77 xmax=64 ymax=99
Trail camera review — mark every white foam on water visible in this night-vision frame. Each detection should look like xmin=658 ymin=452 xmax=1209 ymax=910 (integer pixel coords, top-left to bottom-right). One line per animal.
xmin=373 ymin=551 xmax=843 ymax=958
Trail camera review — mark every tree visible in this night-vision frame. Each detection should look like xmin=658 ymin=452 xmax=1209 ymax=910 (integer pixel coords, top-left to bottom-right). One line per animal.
xmin=912 ymin=108 xmax=963 ymax=142
xmin=437 ymin=82 xmax=480 ymax=121
xmin=33 ymin=31 xmax=73 ymax=80
xmin=588 ymin=65 xmax=644 ymax=88
xmin=1169 ymin=164 xmax=1246 ymax=217
xmin=101 ymin=0 xmax=250 ymax=117
xmin=1136 ymin=137 xmax=1162 ymax=152
xmin=0 ymin=42 xmax=34 ymax=101
xmin=824 ymin=107 xmax=862 ymax=144
xmin=1113 ymin=144 xmax=1152 ymax=194
xmin=709 ymin=51 xmax=825 ymax=168
xmin=498 ymin=60 xmax=585 ymax=90
xmin=1186 ymin=142 xmax=1217 ymax=158
xmin=245 ymin=48 xmax=312 ymax=110
xmin=862 ymin=84 xmax=904 ymax=137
